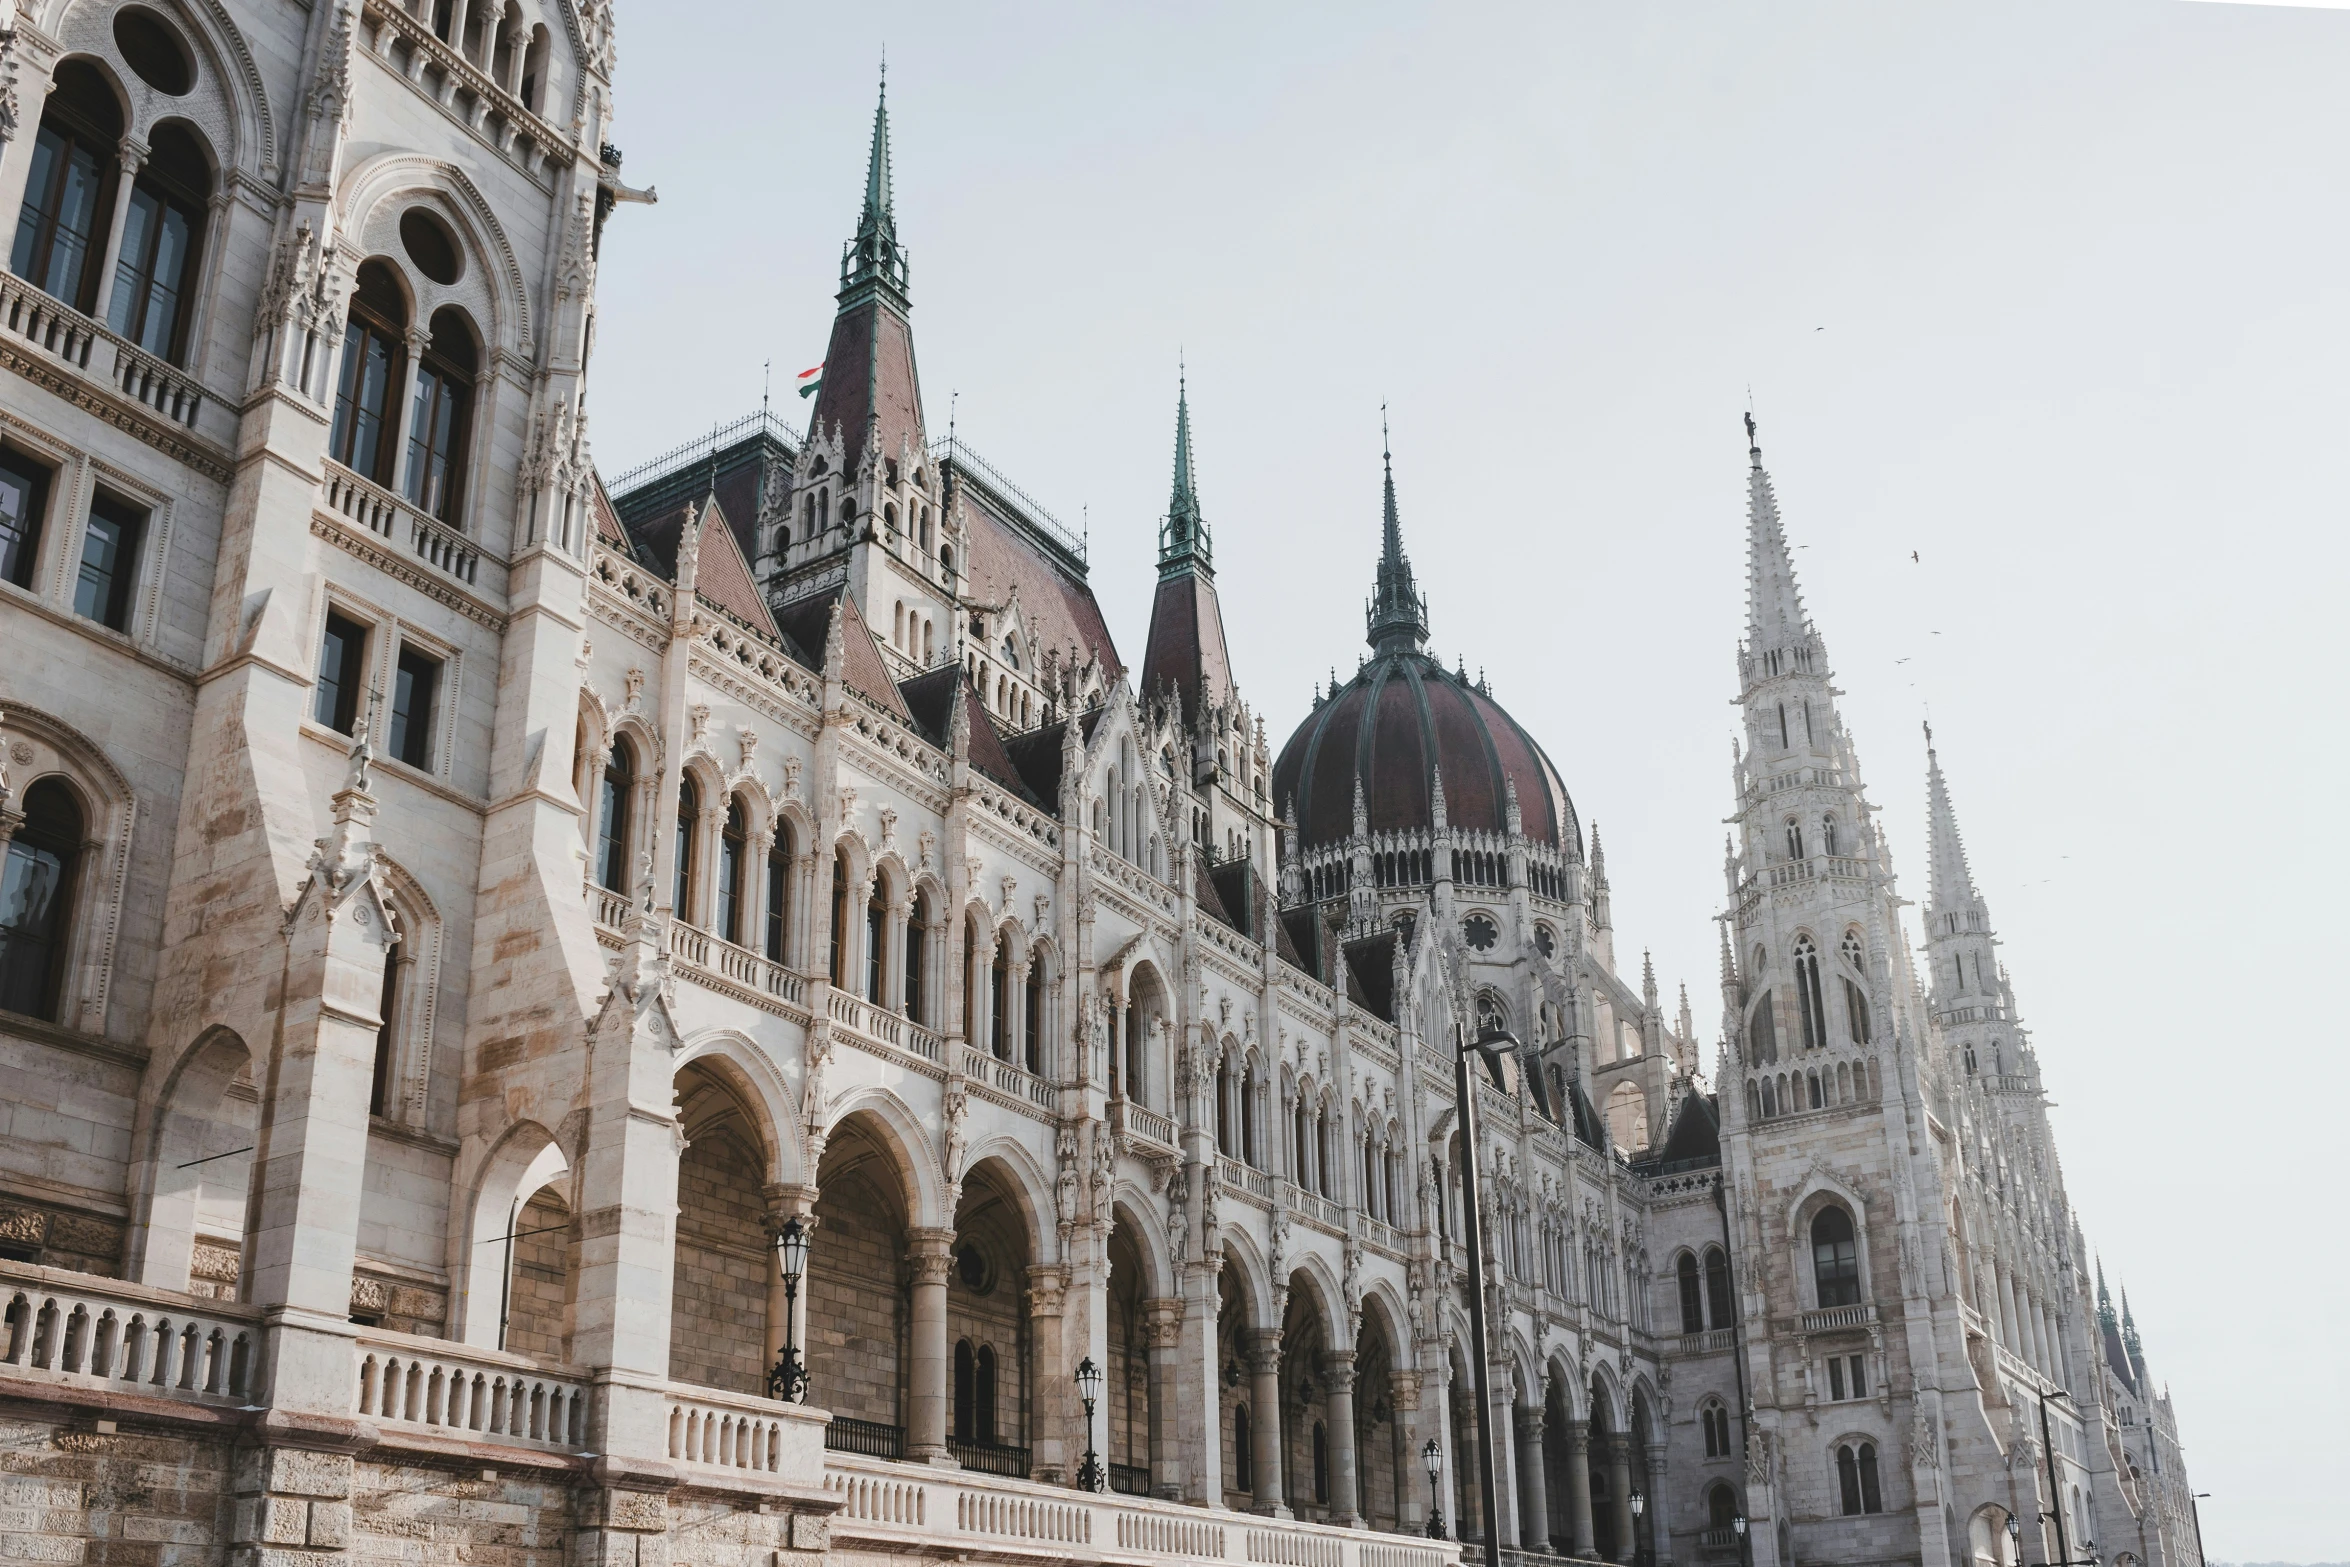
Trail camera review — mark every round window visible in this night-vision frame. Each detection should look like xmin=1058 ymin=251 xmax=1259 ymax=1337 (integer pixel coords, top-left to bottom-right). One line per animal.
xmin=955 ymin=1244 xmax=991 ymax=1293
xmin=1462 ymin=913 xmax=1498 ymax=952
xmin=400 ymin=208 xmax=463 ymax=286
xmin=1534 ymin=925 xmax=1555 ymax=959
xmin=116 ymin=9 xmax=195 ymax=95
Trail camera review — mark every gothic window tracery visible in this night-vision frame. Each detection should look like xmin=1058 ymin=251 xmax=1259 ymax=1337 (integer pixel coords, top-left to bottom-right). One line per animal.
xmin=1794 ymin=935 xmax=1827 ymax=1051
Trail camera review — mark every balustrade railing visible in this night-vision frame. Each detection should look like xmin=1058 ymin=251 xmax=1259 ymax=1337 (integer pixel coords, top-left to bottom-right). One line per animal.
xmin=1115 ymin=1099 xmax=1179 ymax=1149
xmin=828 ymin=989 xmax=941 ymax=1061
xmin=1220 ymin=1156 xmax=1273 ymax=1203
xmin=0 ymin=1270 xmax=257 ymax=1405
xmin=0 ymin=273 xmax=214 ymax=437
xmin=590 ymin=885 xmax=631 ymax=930
xmin=355 ymin=1332 xmax=590 ymax=1449
xmin=822 ymin=1452 xmax=1456 ymax=1567
xmin=1797 ymin=1302 xmax=1877 ymax=1334
xmin=1674 ymin=1327 xmax=1737 ymax=1355
xmin=319 ymin=459 xmax=489 ymax=590
xmin=665 ymin=1385 xmax=816 ymax=1475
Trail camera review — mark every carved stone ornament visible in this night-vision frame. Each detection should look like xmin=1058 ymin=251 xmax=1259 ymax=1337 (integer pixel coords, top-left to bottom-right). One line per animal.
xmin=918 ymin=829 xmax=937 ymax=873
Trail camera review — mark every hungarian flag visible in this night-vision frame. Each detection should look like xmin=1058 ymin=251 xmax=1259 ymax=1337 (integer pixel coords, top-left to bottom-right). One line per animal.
xmin=795 ymin=363 xmax=823 ymax=399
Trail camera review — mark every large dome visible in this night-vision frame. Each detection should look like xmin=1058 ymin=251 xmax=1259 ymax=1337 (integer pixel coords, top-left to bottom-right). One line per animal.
xmin=1273 ymin=647 xmax=1579 ymax=854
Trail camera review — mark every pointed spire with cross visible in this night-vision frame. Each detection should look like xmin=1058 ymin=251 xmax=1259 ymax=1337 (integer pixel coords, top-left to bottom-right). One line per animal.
xmin=1365 ymin=406 xmax=1428 ymax=652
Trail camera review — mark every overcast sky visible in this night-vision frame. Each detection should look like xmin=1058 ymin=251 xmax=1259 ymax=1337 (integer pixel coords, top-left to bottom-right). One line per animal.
xmin=592 ymin=2 xmax=2348 ymax=1552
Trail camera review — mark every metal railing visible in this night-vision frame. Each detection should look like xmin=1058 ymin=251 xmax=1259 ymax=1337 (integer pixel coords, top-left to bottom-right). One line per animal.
xmin=825 ymin=1415 xmax=905 ymax=1459
xmin=1108 ymin=1462 xmax=1151 ymax=1496
xmin=947 ymin=1437 xmax=1031 ymax=1477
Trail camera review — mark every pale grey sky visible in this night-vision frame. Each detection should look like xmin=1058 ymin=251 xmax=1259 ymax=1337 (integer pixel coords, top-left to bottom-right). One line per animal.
xmin=593 ymin=3 xmax=2349 ymax=1552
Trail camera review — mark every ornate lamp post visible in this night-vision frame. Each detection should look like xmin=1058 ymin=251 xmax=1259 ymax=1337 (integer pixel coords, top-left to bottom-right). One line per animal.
xmin=1632 ymin=1489 xmax=1649 ymax=1567
xmin=1734 ymin=1511 xmax=1750 ymax=1567
xmin=1075 ymin=1356 xmax=1105 ymax=1492
xmin=766 ymin=1216 xmax=809 ymax=1403
xmin=1423 ymin=1438 xmax=1446 ymax=1540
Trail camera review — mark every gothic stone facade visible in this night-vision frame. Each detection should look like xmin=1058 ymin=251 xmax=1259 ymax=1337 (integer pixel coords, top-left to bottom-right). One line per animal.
xmin=0 ymin=6 xmax=2196 ymax=1567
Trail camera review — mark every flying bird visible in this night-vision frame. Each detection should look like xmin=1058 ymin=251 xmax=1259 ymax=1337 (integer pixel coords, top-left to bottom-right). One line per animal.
xmin=1911 ymin=550 xmax=1920 ymax=563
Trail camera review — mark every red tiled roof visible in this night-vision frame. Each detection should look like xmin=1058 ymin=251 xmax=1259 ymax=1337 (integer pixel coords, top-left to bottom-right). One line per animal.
xmin=959 ymin=492 xmax=1121 ymax=677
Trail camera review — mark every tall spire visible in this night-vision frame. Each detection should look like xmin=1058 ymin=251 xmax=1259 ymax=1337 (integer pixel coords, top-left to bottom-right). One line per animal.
xmin=1158 ymin=364 xmax=1211 ymax=577
xmin=840 ymin=62 xmax=908 ymax=304
xmin=1365 ymin=409 xmax=1428 ymax=652
xmin=1924 ymin=723 xmax=1984 ymax=921
xmin=1742 ymin=412 xmax=1816 ymax=664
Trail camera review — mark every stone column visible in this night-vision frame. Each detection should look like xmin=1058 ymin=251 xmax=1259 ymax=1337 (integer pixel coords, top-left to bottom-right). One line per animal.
xmin=884 ymin=896 xmax=908 ymax=1012
xmin=1488 ymin=1371 xmax=1521 ymax=1549
xmin=93 ymin=138 xmax=148 ymax=328
xmin=1248 ymin=1329 xmax=1287 ymax=1514
xmin=1143 ymin=1296 xmax=1185 ymax=1497
xmin=1517 ymin=1403 xmax=1551 ymax=1551
xmin=1645 ymin=1442 xmax=1671 ymax=1565
xmin=1608 ymin=1437 xmax=1635 ymax=1563
xmin=1176 ymin=1256 xmax=1221 ymax=1505
xmin=791 ymin=852 xmax=818 ymax=973
xmin=1027 ymin=1265 xmax=1070 ymax=1482
xmin=1009 ymin=953 xmax=1032 ymax=1071
xmin=388 ymin=326 xmax=432 ymax=495
xmin=1565 ymin=1418 xmax=1596 ymax=1558
xmin=1324 ymin=1350 xmax=1360 ymax=1526
xmin=907 ymin=1228 xmax=955 ymax=1460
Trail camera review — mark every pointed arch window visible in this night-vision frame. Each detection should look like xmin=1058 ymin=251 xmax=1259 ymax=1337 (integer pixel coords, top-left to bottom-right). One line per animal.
xmin=1775 ymin=702 xmax=1789 ymax=749
xmin=865 ymin=882 xmax=885 ymax=1002
xmin=1836 ymin=1440 xmax=1882 ymax=1514
xmin=764 ymin=832 xmax=791 ymax=963
xmin=369 ymin=933 xmax=403 ymax=1117
xmin=904 ymin=895 xmax=926 ymax=1021
xmin=1844 ymin=977 xmax=1872 ymax=1045
xmin=1785 ymin=818 xmax=1804 ymax=860
xmin=1677 ymin=1253 xmax=1704 ymax=1333
xmin=11 ymin=62 xmax=122 ymax=314
xmin=597 ymin=741 xmax=634 ymax=892
xmin=330 ymin=262 xmax=409 ymax=486
xmin=1748 ymin=990 xmax=1778 ymax=1065
xmin=404 ymin=307 xmax=477 ymax=524
xmin=990 ymin=938 xmax=1010 ymax=1060
xmin=1820 ymin=812 xmax=1838 ymax=857
xmin=717 ymin=799 xmax=747 ymax=944
xmin=1794 ymin=935 xmax=1827 ymax=1051
xmin=1811 ymin=1206 xmax=1861 ymax=1308
xmin=1705 ymin=1245 xmax=1734 ymax=1328
xmin=673 ymin=777 xmax=699 ymax=923
xmin=1232 ymin=1403 xmax=1253 ymax=1491
xmin=0 ymin=779 xmax=85 ymax=1022
xmin=106 ymin=123 xmax=209 ymax=364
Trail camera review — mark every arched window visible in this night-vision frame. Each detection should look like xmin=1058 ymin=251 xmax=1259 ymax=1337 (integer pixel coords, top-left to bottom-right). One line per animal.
xmin=830 ymin=855 xmax=851 ymax=988
xmin=404 ymin=307 xmax=478 ymax=524
xmin=989 ymin=938 xmax=1009 ymax=1060
xmin=865 ymin=882 xmax=884 ymax=1002
xmin=106 ymin=122 xmax=210 ymax=363
xmin=11 ymin=62 xmax=124 ymax=314
xmin=904 ymin=895 xmax=926 ymax=1022
xmin=953 ymin=1339 xmax=975 ymax=1442
xmin=1749 ymin=989 xmax=1777 ymax=1064
xmin=331 ymin=261 xmax=409 ymax=485
xmin=1705 ymin=1245 xmax=1734 ymax=1329
xmin=1707 ymin=1479 xmax=1738 ymax=1523
xmin=1677 ymin=1253 xmax=1704 ymax=1334
xmin=1841 ymin=929 xmax=1865 ymax=973
xmin=764 ymin=826 xmax=791 ymax=963
xmin=597 ymin=741 xmax=634 ymax=892
xmin=672 ymin=777 xmax=699 ymax=923
xmin=1775 ymin=702 xmax=1789 ymax=749
xmin=1844 ymin=977 xmax=1872 ymax=1045
xmin=1784 ymin=818 xmax=1804 ymax=860
xmin=1821 ymin=813 xmax=1839 ymax=857
xmin=0 ymin=779 xmax=84 ymax=1021
xmin=974 ymin=1343 xmax=997 ymax=1442
xmin=1024 ymin=949 xmax=1044 ymax=1074
xmin=1811 ymin=1207 xmax=1861 ymax=1308
xmin=716 ymin=799 xmax=747 ymax=944
xmin=1836 ymin=1441 xmax=1882 ymax=1514
xmin=518 ymin=23 xmax=550 ymax=114
xmin=1312 ymin=1420 xmax=1329 ymax=1504
xmin=369 ymin=932 xmax=402 ymax=1117
xmin=1232 ymin=1403 xmax=1252 ymax=1491
xmin=1794 ymin=935 xmax=1827 ymax=1051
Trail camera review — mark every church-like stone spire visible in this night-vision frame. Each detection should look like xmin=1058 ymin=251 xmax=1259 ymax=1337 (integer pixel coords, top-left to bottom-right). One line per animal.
xmin=1925 ymin=723 xmax=1985 ymax=924
xmin=841 ymin=63 xmax=908 ymax=304
xmin=1158 ymin=366 xmax=1210 ymax=578
xmin=1741 ymin=412 xmax=1820 ymax=673
xmin=1366 ymin=412 xmax=1428 ymax=653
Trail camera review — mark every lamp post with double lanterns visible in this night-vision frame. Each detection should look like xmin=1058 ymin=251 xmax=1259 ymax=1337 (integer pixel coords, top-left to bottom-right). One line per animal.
xmin=1423 ymin=1439 xmax=1446 ymax=1540
xmin=1631 ymin=1489 xmax=1649 ymax=1567
xmin=1451 ymin=1022 xmax=1517 ymax=1567
xmin=766 ymin=1215 xmax=809 ymax=1403
xmin=1075 ymin=1357 xmax=1105 ymax=1492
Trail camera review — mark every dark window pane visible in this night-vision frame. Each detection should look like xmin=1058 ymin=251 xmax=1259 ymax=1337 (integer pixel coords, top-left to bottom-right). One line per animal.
xmin=0 ymin=780 xmax=84 ymax=1022
xmin=389 ymin=646 xmax=439 ymax=769
xmin=598 ymin=753 xmax=631 ymax=892
xmin=74 ymin=494 xmax=144 ymax=630
xmin=315 ymin=612 xmax=367 ymax=733
xmin=0 ymin=452 xmax=52 ymax=589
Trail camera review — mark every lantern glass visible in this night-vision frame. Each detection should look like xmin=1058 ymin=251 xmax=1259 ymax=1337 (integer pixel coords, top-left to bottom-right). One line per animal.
xmin=1631 ymin=1490 xmax=1645 ymax=1519
xmin=775 ymin=1216 xmax=809 ymax=1283
xmin=1422 ymin=1438 xmax=1442 ymax=1483
xmin=1076 ymin=1356 xmax=1103 ymax=1402
xmin=1733 ymin=1515 xmax=1747 ymax=1538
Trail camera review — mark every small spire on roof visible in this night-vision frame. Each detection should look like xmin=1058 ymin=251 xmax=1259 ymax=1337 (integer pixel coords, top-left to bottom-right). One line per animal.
xmin=1365 ymin=406 xmax=1429 ymax=653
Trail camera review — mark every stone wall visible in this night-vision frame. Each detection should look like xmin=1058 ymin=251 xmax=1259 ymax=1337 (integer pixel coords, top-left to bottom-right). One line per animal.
xmin=0 ymin=1412 xmax=230 ymax=1567
xmin=808 ymin=1169 xmax=905 ymax=1430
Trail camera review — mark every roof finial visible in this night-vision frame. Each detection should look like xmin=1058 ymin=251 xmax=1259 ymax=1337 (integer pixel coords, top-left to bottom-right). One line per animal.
xmin=1366 ymin=404 xmax=1427 ymax=654
xmin=1160 ymin=360 xmax=1208 ymax=577
xmin=840 ymin=58 xmax=907 ymax=300
xmin=1744 ymin=406 xmax=1760 ymax=468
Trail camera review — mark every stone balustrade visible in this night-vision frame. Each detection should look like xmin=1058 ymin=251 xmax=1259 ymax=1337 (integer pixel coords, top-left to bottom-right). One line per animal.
xmin=353 ymin=1329 xmax=591 ymax=1450
xmin=0 ymin=1263 xmax=259 ymax=1406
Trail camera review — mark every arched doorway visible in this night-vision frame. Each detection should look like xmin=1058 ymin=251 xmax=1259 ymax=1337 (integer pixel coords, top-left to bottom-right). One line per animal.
xmin=1353 ymin=1303 xmax=1404 ymax=1531
xmin=1106 ymin=1212 xmax=1158 ymax=1493
xmin=946 ymin=1160 xmax=1034 ymax=1475
xmin=810 ymin=1113 xmax=914 ymax=1454
xmin=131 ymin=1029 xmax=258 ymax=1293
xmin=669 ymin=1060 xmax=774 ymax=1395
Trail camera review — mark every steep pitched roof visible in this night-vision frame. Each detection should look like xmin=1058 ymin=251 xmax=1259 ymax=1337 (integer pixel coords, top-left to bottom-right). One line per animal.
xmin=770 ymin=585 xmax=911 ymax=720
xmin=959 ymin=489 xmax=1121 ymax=676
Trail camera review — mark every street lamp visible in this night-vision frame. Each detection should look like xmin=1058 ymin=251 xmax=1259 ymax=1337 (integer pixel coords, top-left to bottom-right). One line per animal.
xmin=1075 ymin=1356 xmax=1105 ymax=1492
xmin=1423 ymin=1439 xmax=1446 ymax=1540
xmin=1451 ymin=1022 xmax=1517 ymax=1567
xmin=1734 ymin=1512 xmax=1750 ymax=1567
xmin=1631 ymin=1490 xmax=1649 ymax=1567
xmin=2031 ymin=1389 xmax=2100 ymax=1567
xmin=2190 ymin=1494 xmax=2211 ymax=1567
xmin=766 ymin=1216 xmax=809 ymax=1403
